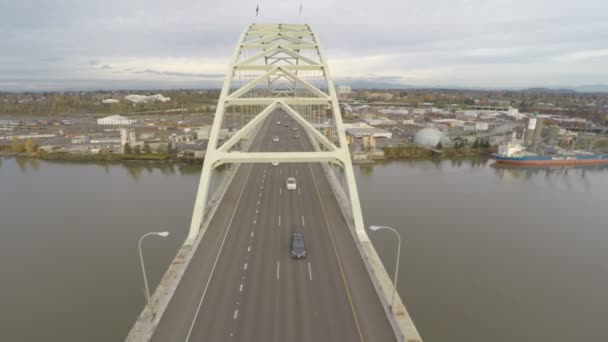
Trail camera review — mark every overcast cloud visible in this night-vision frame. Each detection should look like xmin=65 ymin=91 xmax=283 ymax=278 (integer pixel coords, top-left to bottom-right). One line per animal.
xmin=1 ymin=0 xmax=607 ymax=91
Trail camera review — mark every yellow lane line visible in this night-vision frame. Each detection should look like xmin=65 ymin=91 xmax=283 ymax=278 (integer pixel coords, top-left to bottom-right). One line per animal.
xmin=308 ymin=163 xmax=365 ymax=342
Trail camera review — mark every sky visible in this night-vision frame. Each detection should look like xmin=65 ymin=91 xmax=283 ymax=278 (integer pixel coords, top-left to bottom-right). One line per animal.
xmin=1 ymin=0 xmax=607 ymax=91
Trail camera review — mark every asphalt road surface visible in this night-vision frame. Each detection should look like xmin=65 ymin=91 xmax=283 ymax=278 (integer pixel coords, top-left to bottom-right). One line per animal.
xmin=150 ymin=111 xmax=395 ymax=342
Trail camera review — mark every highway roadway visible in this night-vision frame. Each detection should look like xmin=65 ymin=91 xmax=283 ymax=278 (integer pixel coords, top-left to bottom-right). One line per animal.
xmin=150 ymin=110 xmax=395 ymax=341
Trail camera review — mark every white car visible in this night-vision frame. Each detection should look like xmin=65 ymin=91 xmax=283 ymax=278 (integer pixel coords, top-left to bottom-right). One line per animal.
xmin=286 ymin=177 xmax=297 ymax=190
xmin=273 ymin=136 xmax=279 ymax=142
xmin=276 ymin=121 xmax=281 ymax=125
xmin=272 ymin=161 xmax=279 ymax=166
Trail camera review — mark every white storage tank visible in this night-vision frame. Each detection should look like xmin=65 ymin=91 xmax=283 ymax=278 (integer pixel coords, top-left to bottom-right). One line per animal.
xmin=414 ymin=127 xmax=443 ymax=147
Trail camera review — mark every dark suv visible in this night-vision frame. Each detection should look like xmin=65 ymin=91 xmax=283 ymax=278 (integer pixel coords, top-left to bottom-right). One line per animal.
xmin=291 ymin=232 xmax=306 ymax=259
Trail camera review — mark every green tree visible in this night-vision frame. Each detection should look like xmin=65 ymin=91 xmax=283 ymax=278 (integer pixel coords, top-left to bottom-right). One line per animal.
xmin=133 ymin=145 xmax=141 ymax=154
xmin=166 ymin=141 xmax=173 ymax=154
xmin=382 ymin=146 xmax=395 ymax=159
xmin=123 ymin=142 xmax=132 ymax=154
xmin=472 ymin=138 xmax=480 ymax=148
xmin=37 ymin=147 xmax=47 ymax=158
xmin=11 ymin=137 xmax=25 ymax=153
xmin=24 ymin=138 xmax=38 ymax=154
xmin=142 ymin=142 xmax=151 ymax=154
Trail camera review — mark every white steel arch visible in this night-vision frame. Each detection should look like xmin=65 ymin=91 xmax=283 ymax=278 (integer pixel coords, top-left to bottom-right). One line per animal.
xmin=186 ymin=23 xmax=369 ymax=245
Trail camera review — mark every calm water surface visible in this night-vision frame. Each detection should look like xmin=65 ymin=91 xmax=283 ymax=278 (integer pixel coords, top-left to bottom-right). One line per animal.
xmin=1 ymin=157 xmax=607 ymax=341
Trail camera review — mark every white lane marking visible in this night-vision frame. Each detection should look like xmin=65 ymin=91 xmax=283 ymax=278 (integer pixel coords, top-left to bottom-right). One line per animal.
xmin=256 ymin=209 xmax=258 ymax=214
xmin=308 ymin=262 xmax=312 ymax=281
xmin=244 ymin=263 xmax=248 ymax=270
xmin=248 ymin=246 xmax=251 ymax=252
xmin=296 ymin=169 xmax=298 ymax=175
xmin=251 ymin=232 xmax=254 ymax=237
xmin=184 ymin=162 xmax=256 ymax=342
xmin=280 ymin=169 xmax=282 ymax=175
xmin=280 ymin=187 xmax=282 ymax=195
xmin=276 ymin=261 xmax=280 ymax=280
xmin=233 ymin=309 xmax=238 ymax=319
xmin=253 ymin=219 xmax=256 ymax=225
xmin=302 ymin=215 xmax=305 ymax=226
xmin=259 ymin=192 xmax=262 ymax=197
xmin=257 ymin=200 xmax=260 ymax=206
xmin=278 ymin=215 xmax=281 ymax=226
xmin=240 ymin=284 xmax=243 ymax=292
xmin=298 ymin=188 xmax=301 ymax=196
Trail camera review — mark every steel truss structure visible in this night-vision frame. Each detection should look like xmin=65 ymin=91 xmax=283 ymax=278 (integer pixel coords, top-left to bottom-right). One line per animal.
xmin=187 ymin=23 xmax=369 ymax=244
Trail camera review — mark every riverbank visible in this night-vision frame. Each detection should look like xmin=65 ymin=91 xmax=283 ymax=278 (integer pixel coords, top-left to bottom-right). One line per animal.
xmin=0 ymin=150 xmax=203 ymax=165
xmin=2 ymin=145 xmax=495 ymax=166
xmin=381 ymin=144 xmax=496 ymax=159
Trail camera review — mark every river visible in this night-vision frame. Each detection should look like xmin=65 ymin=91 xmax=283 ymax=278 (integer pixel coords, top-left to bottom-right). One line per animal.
xmin=1 ymin=157 xmax=607 ymax=341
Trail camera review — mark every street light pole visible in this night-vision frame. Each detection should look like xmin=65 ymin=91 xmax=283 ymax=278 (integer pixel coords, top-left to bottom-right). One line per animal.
xmin=369 ymin=225 xmax=401 ymax=311
xmin=138 ymin=231 xmax=170 ymax=314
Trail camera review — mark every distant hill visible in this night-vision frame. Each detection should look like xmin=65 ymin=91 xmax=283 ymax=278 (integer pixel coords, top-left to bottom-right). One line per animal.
xmin=337 ymin=80 xmax=608 ymax=93
xmin=523 ymin=85 xmax=608 ymax=93
xmin=335 ymin=79 xmax=415 ymax=90
xmin=523 ymin=87 xmax=576 ymax=93
xmin=574 ymin=84 xmax=608 ymax=93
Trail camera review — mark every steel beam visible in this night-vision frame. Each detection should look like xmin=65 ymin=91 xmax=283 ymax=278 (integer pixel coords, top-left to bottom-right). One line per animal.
xmin=225 ymin=98 xmax=330 ymax=106
xmin=234 ymin=64 xmax=323 ymax=71
xmin=187 ymin=23 xmax=368 ymax=247
xmin=211 ymin=151 xmax=343 ymax=167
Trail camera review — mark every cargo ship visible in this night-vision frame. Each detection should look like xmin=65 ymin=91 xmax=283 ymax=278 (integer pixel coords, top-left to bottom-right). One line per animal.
xmin=493 ymin=141 xmax=608 ymax=166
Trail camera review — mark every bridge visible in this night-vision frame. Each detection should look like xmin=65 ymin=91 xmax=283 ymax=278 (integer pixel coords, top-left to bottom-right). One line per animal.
xmin=127 ymin=24 xmax=422 ymax=342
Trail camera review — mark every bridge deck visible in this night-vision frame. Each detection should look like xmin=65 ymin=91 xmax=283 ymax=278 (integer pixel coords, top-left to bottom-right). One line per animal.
xmin=150 ymin=112 xmax=395 ymax=341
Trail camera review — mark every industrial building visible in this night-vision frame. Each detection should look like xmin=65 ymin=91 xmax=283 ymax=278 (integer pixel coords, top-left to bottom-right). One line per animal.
xmin=337 ymin=85 xmax=352 ymax=95
xmin=363 ymin=117 xmax=397 ymax=126
xmin=464 ymin=122 xmax=490 ymax=131
xmin=125 ymin=94 xmax=171 ymax=103
xmin=344 ymin=123 xmax=392 ymax=139
xmin=97 ymin=115 xmax=137 ymax=125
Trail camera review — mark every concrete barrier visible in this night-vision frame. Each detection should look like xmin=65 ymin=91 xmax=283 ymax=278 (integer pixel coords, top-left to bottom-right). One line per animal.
xmin=125 ymin=132 xmax=257 ymax=342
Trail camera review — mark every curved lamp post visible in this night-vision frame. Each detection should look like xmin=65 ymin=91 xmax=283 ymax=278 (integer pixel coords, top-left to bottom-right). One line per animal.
xmin=369 ymin=225 xmax=401 ymax=311
xmin=138 ymin=231 xmax=170 ymax=314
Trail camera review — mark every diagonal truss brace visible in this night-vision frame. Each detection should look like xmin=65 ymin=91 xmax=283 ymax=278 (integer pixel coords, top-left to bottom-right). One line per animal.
xmin=228 ymin=66 xmax=328 ymax=99
xmin=187 ymin=24 xmax=371 ymax=249
xmin=219 ymin=100 xmax=337 ymax=153
xmin=245 ymin=32 xmax=312 ymax=46
xmin=238 ymin=44 xmax=320 ymax=67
